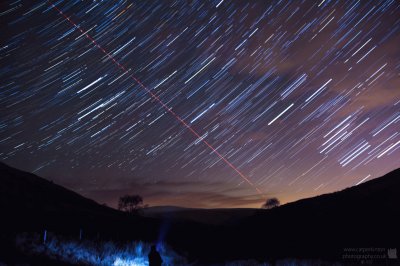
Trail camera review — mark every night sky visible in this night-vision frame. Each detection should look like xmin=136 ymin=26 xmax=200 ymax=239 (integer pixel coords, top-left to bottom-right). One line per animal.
xmin=1 ymin=0 xmax=399 ymax=208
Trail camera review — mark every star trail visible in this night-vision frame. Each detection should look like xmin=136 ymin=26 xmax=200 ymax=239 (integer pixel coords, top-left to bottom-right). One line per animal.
xmin=0 ymin=0 xmax=399 ymax=208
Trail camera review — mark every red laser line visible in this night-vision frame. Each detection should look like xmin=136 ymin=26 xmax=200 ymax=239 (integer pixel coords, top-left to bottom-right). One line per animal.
xmin=47 ymin=1 xmax=262 ymax=195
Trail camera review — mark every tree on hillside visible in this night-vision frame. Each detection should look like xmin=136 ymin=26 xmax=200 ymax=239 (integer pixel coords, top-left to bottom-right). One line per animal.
xmin=118 ymin=194 xmax=144 ymax=213
xmin=262 ymin=197 xmax=280 ymax=209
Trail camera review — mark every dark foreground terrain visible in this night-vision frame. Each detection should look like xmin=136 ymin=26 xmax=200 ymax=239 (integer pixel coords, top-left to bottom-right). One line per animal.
xmin=1 ymin=161 xmax=399 ymax=265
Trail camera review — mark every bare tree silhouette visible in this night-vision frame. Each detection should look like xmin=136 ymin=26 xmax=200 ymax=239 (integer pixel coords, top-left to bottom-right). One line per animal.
xmin=262 ymin=197 xmax=280 ymax=209
xmin=118 ymin=194 xmax=144 ymax=213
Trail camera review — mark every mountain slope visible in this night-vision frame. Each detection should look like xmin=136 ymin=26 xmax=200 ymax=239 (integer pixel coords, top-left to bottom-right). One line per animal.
xmin=275 ymin=167 xmax=400 ymax=213
xmin=0 ymin=162 xmax=112 ymax=214
xmin=163 ymin=168 xmax=400 ymax=262
xmin=234 ymin=168 xmax=400 ymax=260
xmin=0 ymin=162 xmax=159 ymax=240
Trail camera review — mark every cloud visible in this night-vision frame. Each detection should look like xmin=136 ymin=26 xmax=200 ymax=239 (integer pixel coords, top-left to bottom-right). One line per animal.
xmin=81 ymin=178 xmax=266 ymax=209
